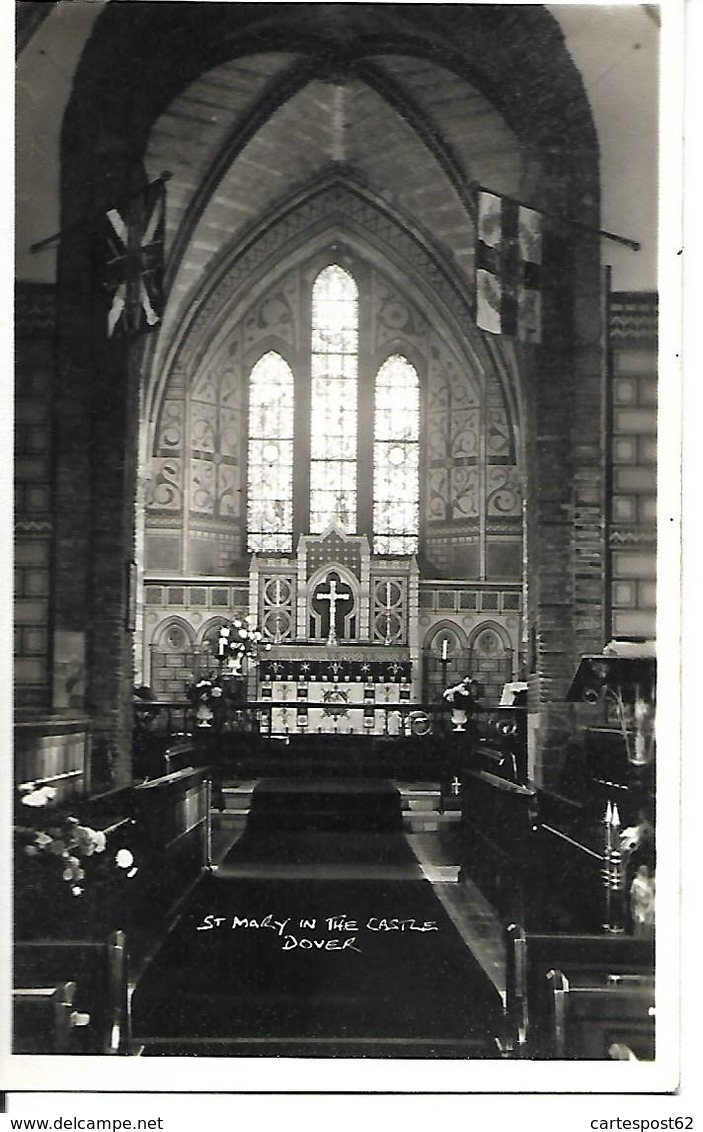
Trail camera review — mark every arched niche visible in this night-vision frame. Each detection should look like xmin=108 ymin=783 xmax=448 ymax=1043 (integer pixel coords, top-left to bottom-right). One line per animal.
xmin=467 ymin=620 xmax=514 ymax=705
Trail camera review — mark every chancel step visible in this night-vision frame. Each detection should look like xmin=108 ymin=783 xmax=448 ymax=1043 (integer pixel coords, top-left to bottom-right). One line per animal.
xmin=218 ymin=780 xmax=457 ymax=833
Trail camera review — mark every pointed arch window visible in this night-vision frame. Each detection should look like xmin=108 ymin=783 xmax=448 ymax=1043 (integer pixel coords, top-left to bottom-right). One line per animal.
xmin=247 ymin=351 xmax=294 ymax=552
xmin=245 ymin=268 xmax=420 ymax=555
xmin=309 ymin=265 xmax=358 ymax=533
xmin=373 ymin=355 xmax=420 ymax=554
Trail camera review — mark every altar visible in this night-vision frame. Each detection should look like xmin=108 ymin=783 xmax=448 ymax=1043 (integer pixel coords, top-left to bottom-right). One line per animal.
xmin=250 ymin=524 xmax=421 ymax=736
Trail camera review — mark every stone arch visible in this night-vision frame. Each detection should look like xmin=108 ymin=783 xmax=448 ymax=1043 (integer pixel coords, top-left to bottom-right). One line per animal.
xmin=424 ymin=619 xmax=469 ymax=656
xmin=196 ymin=616 xmax=232 ymax=650
xmin=153 ymin=616 xmax=196 ymax=650
xmin=143 ymin=215 xmax=520 ymax=579
xmin=467 ymin=620 xmax=514 ymax=705
xmin=148 ymin=617 xmax=197 ymax=698
xmin=421 ymin=619 xmax=470 ymax=703
xmin=148 ymin=178 xmax=504 ymax=426
xmin=194 ymin=615 xmax=235 ymax=678
xmin=52 ymin=2 xmax=602 ymax=778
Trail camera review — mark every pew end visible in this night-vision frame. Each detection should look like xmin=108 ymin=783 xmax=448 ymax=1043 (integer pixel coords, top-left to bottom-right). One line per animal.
xmin=503 ymin=923 xmax=655 ymax=1059
xmin=13 ymin=981 xmax=89 ymax=1054
xmin=13 ymin=930 xmax=129 ymax=1055
xmin=547 ymin=969 xmax=655 ymax=1060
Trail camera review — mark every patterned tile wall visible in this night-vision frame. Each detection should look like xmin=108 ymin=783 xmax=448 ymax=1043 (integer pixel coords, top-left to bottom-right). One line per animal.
xmin=609 ymin=293 xmax=657 ymax=639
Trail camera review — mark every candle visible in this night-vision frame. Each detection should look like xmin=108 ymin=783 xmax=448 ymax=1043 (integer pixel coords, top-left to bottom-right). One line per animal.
xmin=441 ymin=639 xmax=448 ymax=661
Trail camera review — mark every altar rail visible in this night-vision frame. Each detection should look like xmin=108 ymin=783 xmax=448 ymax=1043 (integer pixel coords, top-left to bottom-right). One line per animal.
xmin=134 ymin=697 xmax=526 ymax=742
xmin=134 ymin=697 xmax=527 ymax=784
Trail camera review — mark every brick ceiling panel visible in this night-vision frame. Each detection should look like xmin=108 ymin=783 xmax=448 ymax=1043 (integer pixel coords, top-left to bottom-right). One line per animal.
xmin=145 ymin=51 xmax=526 ymax=375
xmin=145 ymin=52 xmax=302 ymax=252
xmin=369 ymin=55 xmax=522 ymax=198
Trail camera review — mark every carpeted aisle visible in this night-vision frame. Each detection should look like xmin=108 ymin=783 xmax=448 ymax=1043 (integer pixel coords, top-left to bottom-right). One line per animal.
xmin=244 ymin=777 xmax=405 ymax=832
xmin=131 ymin=778 xmax=502 ymax=1057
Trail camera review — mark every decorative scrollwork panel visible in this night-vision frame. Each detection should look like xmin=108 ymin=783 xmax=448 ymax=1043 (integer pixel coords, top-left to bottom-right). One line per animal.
xmin=372 ymin=576 xmax=407 ymax=645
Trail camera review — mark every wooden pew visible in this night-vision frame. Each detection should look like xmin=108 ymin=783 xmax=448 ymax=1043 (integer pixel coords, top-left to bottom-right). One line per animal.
xmin=546 ymin=969 xmax=655 ymax=1060
xmin=56 ymin=767 xmax=211 ymax=965
xmin=503 ymin=923 xmax=654 ymax=1058
xmin=13 ymin=931 xmax=128 ymax=1055
xmin=13 ymin=982 xmax=89 ymax=1054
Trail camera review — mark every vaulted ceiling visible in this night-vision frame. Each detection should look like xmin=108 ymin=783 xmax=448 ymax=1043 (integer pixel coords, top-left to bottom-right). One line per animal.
xmin=48 ymin=2 xmax=601 ymax=423
xmin=144 ymin=48 xmax=524 ymax=383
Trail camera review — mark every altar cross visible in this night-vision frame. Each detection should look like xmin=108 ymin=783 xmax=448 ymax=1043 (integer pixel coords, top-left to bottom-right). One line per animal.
xmin=316 ymin=576 xmax=352 ymax=645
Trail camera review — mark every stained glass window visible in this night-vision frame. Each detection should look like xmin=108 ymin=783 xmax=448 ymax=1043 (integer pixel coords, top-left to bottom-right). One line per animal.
xmin=247 ymin=273 xmax=420 ymax=554
xmin=309 ymin=266 xmax=358 ymax=533
xmin=373 ymin=355 xmax=420 ymax=554
xmin=247 ymin=351 xmax=294 ymax=552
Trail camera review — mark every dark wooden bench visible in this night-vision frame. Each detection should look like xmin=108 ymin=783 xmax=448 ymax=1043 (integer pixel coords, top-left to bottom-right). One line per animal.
xmin=13 ymin=930 xmax=128 ymax=1055
xmin=13 ymin=981 xmax=89 ymax=1054
xmin=503 ymin=923 xmax=654 ymax=1058
xmin=546 ymin=969 xmax=655 ymax=1059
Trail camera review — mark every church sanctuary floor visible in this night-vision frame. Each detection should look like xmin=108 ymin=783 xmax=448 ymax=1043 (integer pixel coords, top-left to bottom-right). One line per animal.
xmin=209 ymin=778 xmax=506 ymax=1003
xmin=130 ymin=776 xmax=507 ymax=1058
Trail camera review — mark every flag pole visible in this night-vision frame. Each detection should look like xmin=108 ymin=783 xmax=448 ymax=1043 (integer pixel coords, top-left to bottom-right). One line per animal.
xmin=29 ymin=171 xmax=173 ymax=255
xmin=473 ymin=182 xmax=640 ymax=252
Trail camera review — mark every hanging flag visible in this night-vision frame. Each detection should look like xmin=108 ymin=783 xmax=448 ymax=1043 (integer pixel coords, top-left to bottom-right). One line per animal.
xmin=475 ymin=189 xmax=542 ymax=342
xmin=101 ymin=178 xmax=166 ymax=338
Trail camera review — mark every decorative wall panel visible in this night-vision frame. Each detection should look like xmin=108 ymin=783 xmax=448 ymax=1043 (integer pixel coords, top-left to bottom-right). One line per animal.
xmin=608 ymin=292 xmax=657 ymax=639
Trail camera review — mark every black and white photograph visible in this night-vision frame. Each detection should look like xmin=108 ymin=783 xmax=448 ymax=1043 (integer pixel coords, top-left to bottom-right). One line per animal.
xmin=5 ymin=0 xmax=689 ymax=1110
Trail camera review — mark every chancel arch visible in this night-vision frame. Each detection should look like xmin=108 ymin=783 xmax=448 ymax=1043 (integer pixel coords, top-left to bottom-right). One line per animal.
xmin=45 ymin=2 xmax=603 ymax=780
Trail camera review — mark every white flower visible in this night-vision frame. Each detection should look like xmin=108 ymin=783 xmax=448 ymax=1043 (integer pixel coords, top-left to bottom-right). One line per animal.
xmin=21 ymin=788 xmax=51 ymax=808
xmin=72 ymin=824 xmax=106 ymax=855
xmin=115 ymin=848 xmax=134 ymax=870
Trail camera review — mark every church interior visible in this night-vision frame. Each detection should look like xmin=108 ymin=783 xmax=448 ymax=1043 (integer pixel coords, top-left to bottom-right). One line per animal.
xmin=12 ymin=1 xmax=664 ymax=1075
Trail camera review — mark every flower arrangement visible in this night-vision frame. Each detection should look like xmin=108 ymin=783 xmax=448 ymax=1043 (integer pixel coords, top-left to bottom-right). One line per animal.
xmin=15 ymin=782 xmax=107 ymax=898
xmin=187 ymin=674 xmax=225 ymax=708
xmin=610 ymin=686 xmax=655 ymax=767
xmin=185 ymin=673 xmax=225 ymax=728
xmin=185 ymin=617 xmax=269 ymax=728
xmin=217 ymin=615 xmax=270 ymax=673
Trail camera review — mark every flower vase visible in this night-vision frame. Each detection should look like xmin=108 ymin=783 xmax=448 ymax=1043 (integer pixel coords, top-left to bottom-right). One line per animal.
xmin=196 ymin=701 xmax=214 ymax=728
xmin=451 ymin=707 xmax=468 ymax=732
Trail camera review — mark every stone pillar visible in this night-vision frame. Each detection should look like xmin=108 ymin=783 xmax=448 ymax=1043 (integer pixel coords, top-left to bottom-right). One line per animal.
xmin=53 ymin=122 xmax=145 ymax=788
xmin=525 ymin=230 xmax=605 ymax=790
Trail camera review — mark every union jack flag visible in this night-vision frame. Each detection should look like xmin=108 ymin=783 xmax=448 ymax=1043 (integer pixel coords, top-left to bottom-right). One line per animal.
xmin=102 ymin=179 xmax=166 ymax=338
